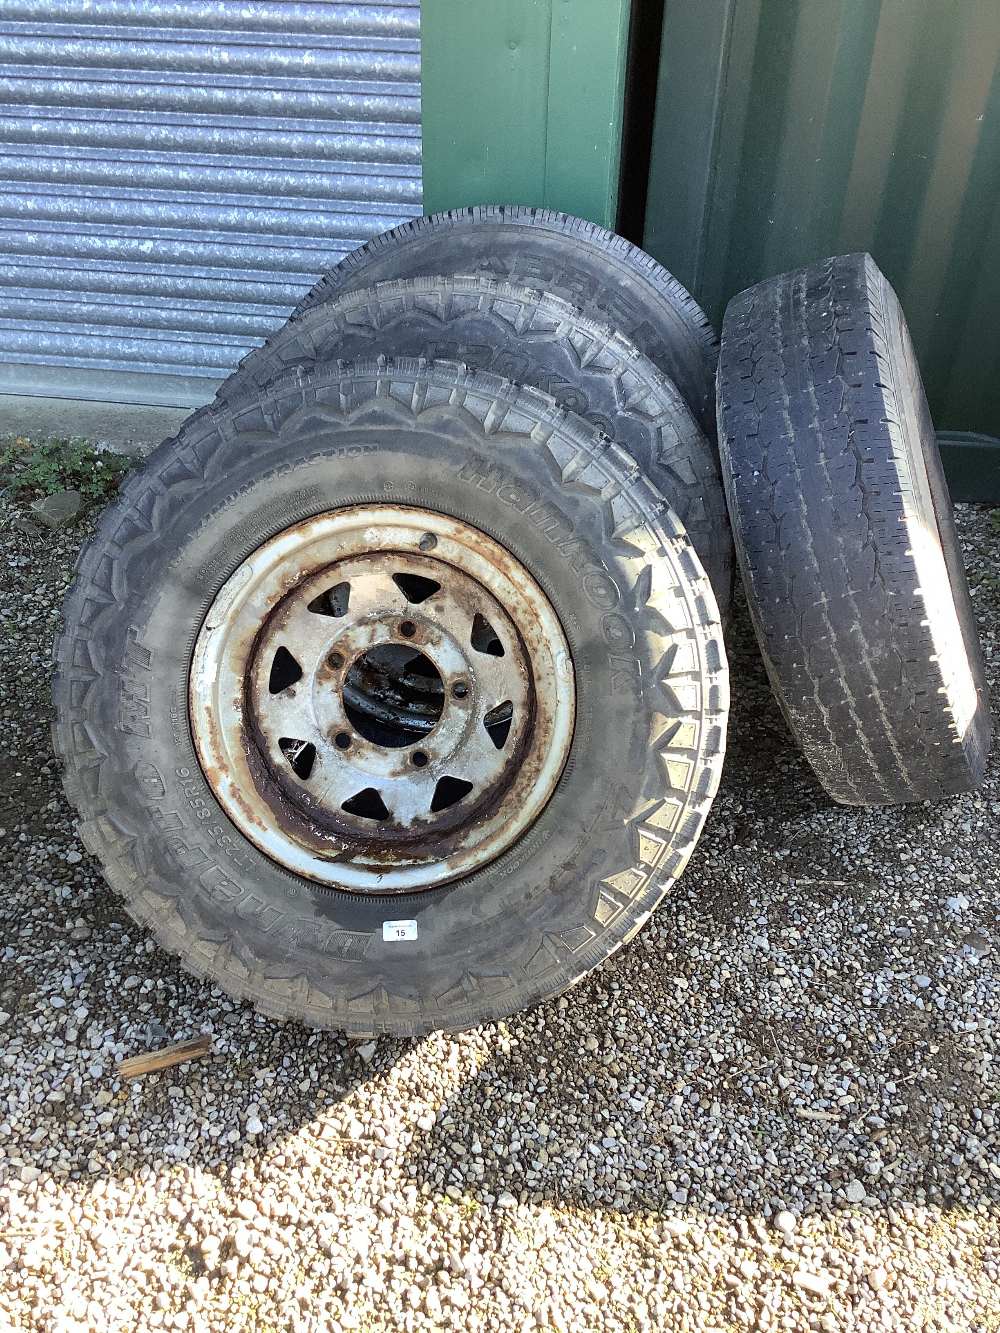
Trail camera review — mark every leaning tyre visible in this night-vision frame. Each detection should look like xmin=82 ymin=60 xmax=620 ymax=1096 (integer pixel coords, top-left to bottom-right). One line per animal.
xmin=717 ymin=252 xmax=991 ymax=805
xmin=54 ymin=361 xmax=728 ymax=1035
xmin=220 ymin=275 xmax=732 ymax=613
xmin=289 ymin=205 xmax=719 ymax=437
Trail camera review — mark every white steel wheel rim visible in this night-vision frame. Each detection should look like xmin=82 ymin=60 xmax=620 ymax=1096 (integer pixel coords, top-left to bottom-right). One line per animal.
xmin=189 ymin=506 xmax=575 ymax=893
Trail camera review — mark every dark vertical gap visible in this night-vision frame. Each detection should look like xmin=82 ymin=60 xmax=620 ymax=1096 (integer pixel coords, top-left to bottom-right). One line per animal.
xmin=616 ymin=0 xmax=666 ymax=241
xmin=693 ymin=0 xmax=740 ymax=299
xmin=540 ymin=0 xmax=555 ymax=208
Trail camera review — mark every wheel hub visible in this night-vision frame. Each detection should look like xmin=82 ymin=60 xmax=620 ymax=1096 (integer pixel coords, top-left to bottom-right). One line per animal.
xmin=189 ymin=506 xmax=575 ymax=893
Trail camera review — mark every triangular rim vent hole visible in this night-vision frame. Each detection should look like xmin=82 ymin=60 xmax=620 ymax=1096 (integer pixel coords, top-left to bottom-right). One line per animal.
xmin=392 ymin=572 xmax=441 ymax=604
xmin=341 ymin=787 xmax=391 ymax=821
xmin=269 ymin=646 xmax=303 ymax=694
xmin=471 ymin=612 xmax=504 ymax=656
xmin=483 ymin=701 xmax=513 ymax=750
xmin=278 ymin=737 xmax=316 ymax=780
xmin=431 ymin=775 xmax=474 ymax=812
xmin=307 ymin=581 xmax=350 ymax=617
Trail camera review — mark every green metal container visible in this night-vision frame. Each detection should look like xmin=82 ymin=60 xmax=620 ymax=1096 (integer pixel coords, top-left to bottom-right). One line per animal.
xmin=419 ymin=0 xmax=1000 ymax=496
xmin=644 ymin=0 xmax=1000 ymax=497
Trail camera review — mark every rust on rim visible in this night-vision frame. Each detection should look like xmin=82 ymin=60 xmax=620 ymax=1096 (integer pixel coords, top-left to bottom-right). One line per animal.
xmin=189 ymin=506 xmax=575 ymax=893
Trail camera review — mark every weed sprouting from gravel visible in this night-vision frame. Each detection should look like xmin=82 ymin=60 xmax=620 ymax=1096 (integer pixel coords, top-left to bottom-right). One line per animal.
xmin=0 ymin=434 xmax=136 ymax=504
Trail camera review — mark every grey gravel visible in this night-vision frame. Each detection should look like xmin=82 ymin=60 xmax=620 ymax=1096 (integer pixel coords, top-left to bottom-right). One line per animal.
xmin=1 ymin=489 xmax=998 ymax=1332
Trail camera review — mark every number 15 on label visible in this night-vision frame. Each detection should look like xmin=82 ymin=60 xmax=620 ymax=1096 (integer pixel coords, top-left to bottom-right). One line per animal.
xmin=383 ymin=919 xmax=418 ymax=942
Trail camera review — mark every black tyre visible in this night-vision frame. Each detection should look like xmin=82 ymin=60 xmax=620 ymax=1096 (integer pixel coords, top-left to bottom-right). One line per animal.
xmin=717 ymin=252 xmax=991 ymax=805
xmin=289 ymin=205 xmax=719 ymax=437
xmin=220 ymin=275 xmax=732 ymax=612
xmin=54 ymin=361 xmax=728 ymax=1035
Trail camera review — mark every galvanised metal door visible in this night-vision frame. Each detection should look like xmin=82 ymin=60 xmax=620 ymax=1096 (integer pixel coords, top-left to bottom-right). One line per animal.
xmin=0 ymin=0 xmax=421 ymax=406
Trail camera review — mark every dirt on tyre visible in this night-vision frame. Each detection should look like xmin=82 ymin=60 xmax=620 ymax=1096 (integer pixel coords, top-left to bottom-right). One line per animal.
xmin=220 ymin=274 xmax=732 ymax=613
xmin=288 ymin=205 xmax=719 ymax=437
xmin=717 ymin=252 xmax=991 ymax=805
xmin=54 ymin=361 xmax=728 ymax=1035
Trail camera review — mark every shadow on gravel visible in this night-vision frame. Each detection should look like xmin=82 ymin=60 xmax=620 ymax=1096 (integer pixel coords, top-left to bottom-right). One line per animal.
xmin=392 ymin=588 xmax=999 ymax=1220
xmin=5 ymin=504 xmax=997 ymax=1234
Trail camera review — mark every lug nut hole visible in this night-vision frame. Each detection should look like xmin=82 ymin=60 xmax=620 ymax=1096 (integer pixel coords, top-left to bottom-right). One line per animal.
xmin=334 ymin=731 xmax=352 ymax=750
xmin=327 ymin=651 xmax=344 ymax=669
xmin=399 ymin=620 xmax=416 ymax=638
xmin=412 ymin=750 xmax=429 ymax=768
xmin=452 ymin=681 xmax=469 ymax=699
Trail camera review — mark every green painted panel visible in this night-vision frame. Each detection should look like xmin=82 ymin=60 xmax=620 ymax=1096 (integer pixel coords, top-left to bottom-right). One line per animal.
xmin=420 ymin=0 xmax=630 ymax=228
xmin=645 ymin=0 xmax=1000 ymax=456
xmin=545 ymin=0 xmax=631 ymax=224
xmin=420 ymin=1 xmax=552 ymax=212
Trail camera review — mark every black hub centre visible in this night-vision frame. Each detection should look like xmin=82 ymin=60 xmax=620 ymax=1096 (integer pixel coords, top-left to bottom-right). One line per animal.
xmin=342 ymin=643 xmax=445 ymax=747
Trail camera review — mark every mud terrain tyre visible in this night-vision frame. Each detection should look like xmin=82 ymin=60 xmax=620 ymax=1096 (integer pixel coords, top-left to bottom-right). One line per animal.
xmin=289 ymin=205 xmax=719 ymax=437
xmin=717 ymin=252 xmax=991 ymax=805
xmin=220 ymin=275 xmax=732 ymax=612
xmin=54 ymin=361 xmax=728 ymax=1035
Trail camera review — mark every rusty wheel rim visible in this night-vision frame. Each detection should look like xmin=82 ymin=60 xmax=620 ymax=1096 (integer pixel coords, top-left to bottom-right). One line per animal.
xmin=189 ymin=506 xmax=575 ymax=893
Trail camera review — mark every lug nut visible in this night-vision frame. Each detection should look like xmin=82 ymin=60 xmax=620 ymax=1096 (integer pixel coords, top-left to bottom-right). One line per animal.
xmin=334 ymin=731 xmax=351 ymax=750
xmin=400 ymin=620 xmax=416 ymax=638
xmin=327 ymin=651 xmax=344 ymax=669
xmin=412 ymin=750 xmax=429 ymax=767
xmin=452 ymin=681 xmax=469 ymax=699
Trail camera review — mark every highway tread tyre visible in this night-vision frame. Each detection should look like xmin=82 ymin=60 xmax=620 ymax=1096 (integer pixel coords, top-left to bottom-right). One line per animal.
xmin=54 ymin=360 xmax=728 ymax=1035
xmin=717 ymin=252 xmax=990 ymax=806
xmin=220 ymin=275 xmax=732 ymax=612
xmin=288 ymin=205 xmax=719 ymax=437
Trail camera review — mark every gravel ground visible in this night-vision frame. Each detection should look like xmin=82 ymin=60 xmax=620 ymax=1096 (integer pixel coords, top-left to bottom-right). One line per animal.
xmin=1 ymin=487 xmax=998 ymax=1333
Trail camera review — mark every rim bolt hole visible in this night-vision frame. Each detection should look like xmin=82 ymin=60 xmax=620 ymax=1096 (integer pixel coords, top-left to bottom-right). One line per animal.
xmin=400 ymin=620 xmax=416 ymax=638
xmin=334 ymin=731 xmax=352 ymax=750
xmin=452 ymin=681 xmax=469 ymax=699
xmin=418 ymin=533 xmax=437 ymax=552
xmin=412 ymin=750 xmax=429 ymax=768
xmin=327 ymin=651 xmax=344 ymax=669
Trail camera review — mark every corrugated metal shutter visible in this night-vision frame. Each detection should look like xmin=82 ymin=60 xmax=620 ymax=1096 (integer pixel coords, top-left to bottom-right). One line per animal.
xmin=0 ymin=0 xmax=421 ymax=406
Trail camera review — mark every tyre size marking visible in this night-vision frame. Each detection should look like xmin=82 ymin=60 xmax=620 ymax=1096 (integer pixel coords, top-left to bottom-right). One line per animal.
xmin=194 ymin=485 xmax=328 ymax=590
xmin=383 ymin=919 xmax=418 ymax=942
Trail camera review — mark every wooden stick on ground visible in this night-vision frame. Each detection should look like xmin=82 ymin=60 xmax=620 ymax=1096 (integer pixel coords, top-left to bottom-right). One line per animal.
xmin=116 ymin=1035 xmax=212 ymax=1080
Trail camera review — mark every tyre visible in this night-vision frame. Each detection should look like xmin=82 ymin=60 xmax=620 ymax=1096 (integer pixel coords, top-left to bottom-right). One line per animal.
xmin=220 ymin=275 xmax=732 ymax=612
xmin=54 ymin=361 xmax=728 ymax=1035
xmin=717 ymin=252 xmax=991 ymax=805
xmin=288 ymin=205 xmax=719 ymax=437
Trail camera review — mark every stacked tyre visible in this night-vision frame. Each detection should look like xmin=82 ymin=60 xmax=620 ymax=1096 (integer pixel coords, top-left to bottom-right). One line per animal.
xmin=54 ymin=210 xmax=990 ymax=1036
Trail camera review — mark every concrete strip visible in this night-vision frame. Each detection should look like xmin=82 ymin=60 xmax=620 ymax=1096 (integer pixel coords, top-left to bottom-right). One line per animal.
xmin=0 ymin=394 xmax=193 ymax=455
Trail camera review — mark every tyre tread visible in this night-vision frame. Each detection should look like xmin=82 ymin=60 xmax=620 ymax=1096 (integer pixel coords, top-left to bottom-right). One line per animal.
xmin=717 ymin=252 xmax=990 ymax=805
xmin=285 ymin=205 xmax=718 ymax=433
